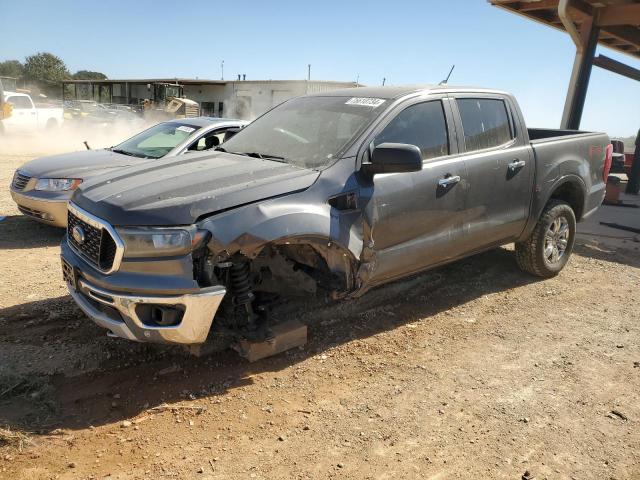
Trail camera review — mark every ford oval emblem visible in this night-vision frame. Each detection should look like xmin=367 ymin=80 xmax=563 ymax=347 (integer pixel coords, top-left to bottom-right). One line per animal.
xmin=72 ymin=225 xmax=86 ymax=245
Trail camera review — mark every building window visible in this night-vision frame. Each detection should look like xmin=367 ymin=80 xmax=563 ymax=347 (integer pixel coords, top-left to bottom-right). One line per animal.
xmin=201 ymin=102 xmax=216 ymax=117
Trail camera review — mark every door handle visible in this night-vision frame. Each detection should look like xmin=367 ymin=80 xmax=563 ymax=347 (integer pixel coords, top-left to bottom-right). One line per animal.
xmin=508 ymin=159 xmax=526 ymax=171
xmin=438 ymin=175 xmax=461 ymax=187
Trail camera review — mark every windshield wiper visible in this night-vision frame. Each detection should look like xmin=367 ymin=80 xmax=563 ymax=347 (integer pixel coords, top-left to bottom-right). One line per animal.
xmin=214 ymin=146 xmax=227 ymax=152
xmin=241 ymin=152 xmax=287 ymax=162
xmin=222 ymin=150 xmax=288 ymax=163
xmin=112 ymin=148 xmax=137 ymax=157
xmin=112 ymin=148 xmax=152 ymax=159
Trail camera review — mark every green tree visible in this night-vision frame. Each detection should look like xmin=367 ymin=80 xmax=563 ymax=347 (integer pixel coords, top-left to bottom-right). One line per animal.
xmin=72 ymin=70 xmax=107 ymax=80
xmin=23 ymin=52 xmax=70 ymax=84
xmin=0 ymin=60 xmax=24 ymax=78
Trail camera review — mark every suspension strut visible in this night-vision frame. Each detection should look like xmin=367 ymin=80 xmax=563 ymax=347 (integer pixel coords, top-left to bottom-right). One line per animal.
xmin=229 ymin=261 xmax=258 ymax=326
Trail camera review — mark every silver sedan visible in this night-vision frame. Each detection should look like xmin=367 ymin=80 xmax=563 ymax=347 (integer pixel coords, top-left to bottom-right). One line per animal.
xmin=10 ymin=117 xmax=248 ymax=227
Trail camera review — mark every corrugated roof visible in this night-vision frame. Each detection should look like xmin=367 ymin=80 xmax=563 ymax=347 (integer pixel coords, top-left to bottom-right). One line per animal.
xmin=61 ymin=78 xmax=361 ymax=86
xmin=490 ymin=0 xmax=640 ymax=60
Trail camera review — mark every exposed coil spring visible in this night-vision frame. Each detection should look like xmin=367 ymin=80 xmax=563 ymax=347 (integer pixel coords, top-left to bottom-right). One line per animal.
xmin=230 ymin=262 xmax=254 ymax=306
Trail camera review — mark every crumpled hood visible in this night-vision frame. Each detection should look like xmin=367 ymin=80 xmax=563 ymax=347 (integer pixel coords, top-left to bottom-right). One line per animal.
xmin=18 ymin=149 xmax=145 ymax=179
xmin=72 ymin=151 xmax=320 ymax=226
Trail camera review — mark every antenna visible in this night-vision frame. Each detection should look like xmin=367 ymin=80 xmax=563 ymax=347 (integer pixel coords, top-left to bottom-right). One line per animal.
xmin=439 ymin=65 xmax=455 ymax=85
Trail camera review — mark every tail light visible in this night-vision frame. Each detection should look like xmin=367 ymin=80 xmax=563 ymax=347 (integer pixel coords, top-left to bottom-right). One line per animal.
xmin=603 ymin=143 xmax=613 ymax=181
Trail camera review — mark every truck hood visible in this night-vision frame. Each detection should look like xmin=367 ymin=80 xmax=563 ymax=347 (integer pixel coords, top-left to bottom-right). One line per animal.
xmin=72 ymin=152 xmax=320 ymax=226
xmin=18 ymin=149 xmax=146 ymax=179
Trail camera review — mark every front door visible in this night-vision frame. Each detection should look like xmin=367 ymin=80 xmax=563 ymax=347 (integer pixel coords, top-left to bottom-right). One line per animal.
xmin=450 ymin=95 xmax=534 ymax=251
xmin=360 ymin=98 xmax=468 ymax=286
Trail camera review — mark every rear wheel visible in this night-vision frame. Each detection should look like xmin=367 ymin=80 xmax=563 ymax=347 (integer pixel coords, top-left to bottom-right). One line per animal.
xmin=515 ymin=200 xmax=576 ymax=278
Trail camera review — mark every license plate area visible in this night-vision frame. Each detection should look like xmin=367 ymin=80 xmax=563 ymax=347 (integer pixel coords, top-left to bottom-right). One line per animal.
xmin=61 ymin=257 xmax=77 ymax=290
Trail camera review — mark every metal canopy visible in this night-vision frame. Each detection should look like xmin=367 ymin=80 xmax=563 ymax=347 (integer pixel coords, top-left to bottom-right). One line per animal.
xmin=490 ymin=0 xmax=640 ymax=129
xmin=490 ymin=0 xmax=640 ymax=60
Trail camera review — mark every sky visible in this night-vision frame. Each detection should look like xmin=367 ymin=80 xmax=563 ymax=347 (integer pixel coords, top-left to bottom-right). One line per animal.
xmin=1 ymin=0 xmax=638 ymax=137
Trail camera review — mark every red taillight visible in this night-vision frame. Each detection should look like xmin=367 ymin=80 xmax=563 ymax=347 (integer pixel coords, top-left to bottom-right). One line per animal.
xmin=603 ymin=143 xmax=613 ymax=181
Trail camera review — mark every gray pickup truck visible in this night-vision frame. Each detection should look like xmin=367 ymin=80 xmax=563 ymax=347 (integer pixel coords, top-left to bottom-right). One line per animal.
xmin=60 ymin=85 xmax=611 ymax=348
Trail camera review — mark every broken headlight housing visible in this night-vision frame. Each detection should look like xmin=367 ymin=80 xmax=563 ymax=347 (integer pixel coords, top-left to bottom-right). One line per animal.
xmin=117 ymin=227 xmax=210 ymax=258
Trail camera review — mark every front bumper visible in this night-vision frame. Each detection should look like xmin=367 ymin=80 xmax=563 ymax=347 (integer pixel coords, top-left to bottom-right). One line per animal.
xmin=10 ymin=189 xmax=70 ymax=227
xmin=65 ymin=274 xmax=226 ymax=345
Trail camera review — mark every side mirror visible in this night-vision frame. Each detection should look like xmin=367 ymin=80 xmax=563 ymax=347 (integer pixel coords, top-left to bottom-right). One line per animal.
xmin=362 ymin=143 xmax=422 ymax=176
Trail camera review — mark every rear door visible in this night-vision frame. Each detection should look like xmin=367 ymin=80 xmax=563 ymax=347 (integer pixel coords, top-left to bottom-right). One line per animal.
xmin=361 ymin=96 xmax=468 ymax=285
xmin=449 ymin=94 xmax=534 ymax=251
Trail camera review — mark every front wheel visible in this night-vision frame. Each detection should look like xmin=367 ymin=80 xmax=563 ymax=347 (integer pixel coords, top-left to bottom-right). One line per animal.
xmin=515 ymin=200 xmax=576 ymax=278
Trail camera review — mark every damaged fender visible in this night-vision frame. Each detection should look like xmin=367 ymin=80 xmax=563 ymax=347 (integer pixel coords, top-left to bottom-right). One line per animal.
xmin=198 ymin=188 xmax=364 ymax=293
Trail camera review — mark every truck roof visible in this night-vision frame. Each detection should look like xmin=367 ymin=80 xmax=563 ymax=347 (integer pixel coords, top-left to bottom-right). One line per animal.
xmin=308 ymin=85 xmax=510 ymax=99
xmin=3 ymin=91 xmax=29 ymax=98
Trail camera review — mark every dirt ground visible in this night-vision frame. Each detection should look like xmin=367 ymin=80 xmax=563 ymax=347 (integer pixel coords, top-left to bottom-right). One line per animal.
xmin=0 ymin=144 xmax=639 ymax=480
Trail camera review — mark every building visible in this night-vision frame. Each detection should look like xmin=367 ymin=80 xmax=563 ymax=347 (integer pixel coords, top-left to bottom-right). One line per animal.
xmin=60 ymin=78 xmax=361 ymax=119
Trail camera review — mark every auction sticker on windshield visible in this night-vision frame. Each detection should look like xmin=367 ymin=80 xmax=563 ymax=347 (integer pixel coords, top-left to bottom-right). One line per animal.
xmin=176 ymin=126 xmax=196 ymax=133
xmin=345 ymin=97 xmax=386 ymax=108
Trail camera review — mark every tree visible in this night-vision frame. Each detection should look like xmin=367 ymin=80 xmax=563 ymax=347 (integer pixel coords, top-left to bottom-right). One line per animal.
xmin=0 ymin=60 xmax=24 ymax=78
xmin=23 ymin=52 xmax=70 ymax=84
xmin=72 ymin=70 xmax=107 ymax=80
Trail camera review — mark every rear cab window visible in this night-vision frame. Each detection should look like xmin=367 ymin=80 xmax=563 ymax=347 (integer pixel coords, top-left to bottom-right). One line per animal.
xmin=374 ymin=101 xmax=449 ymax=161
xmin=6 ymin=96 xmax=33 ymax=109
xmin=456 ymin=98 xmax=513 ymax=151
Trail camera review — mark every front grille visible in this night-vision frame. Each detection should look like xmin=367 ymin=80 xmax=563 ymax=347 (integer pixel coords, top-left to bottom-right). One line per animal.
xmin=12 ymin=171 xmax=31 ymax=190
xmin=67 ymin=210 xmax=118 ymax=271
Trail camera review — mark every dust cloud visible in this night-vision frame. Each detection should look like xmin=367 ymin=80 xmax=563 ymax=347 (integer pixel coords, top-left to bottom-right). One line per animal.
xmin=0 ymin=118 xmax=151 ymax=158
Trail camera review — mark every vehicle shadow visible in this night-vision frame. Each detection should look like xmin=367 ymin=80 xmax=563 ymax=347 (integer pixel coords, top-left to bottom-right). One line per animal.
xmin=0 ymin=214 xmax=64 ymax=249
xmin=573 ymin=240 xmax=640 ymax=269
xmin=0 ymin=247 xmax=541 ymax=434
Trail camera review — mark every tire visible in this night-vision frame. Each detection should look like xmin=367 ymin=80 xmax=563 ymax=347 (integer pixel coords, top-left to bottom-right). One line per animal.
xmin=515 ymin=200 xmax=576 ymax=278
xmin=45 ymin=119 xmax=58 ymax=131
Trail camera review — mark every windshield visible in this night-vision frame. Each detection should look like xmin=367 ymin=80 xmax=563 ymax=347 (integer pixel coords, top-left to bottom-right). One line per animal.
xmin=114 ymin=122 xmax=200 ymax=159
xmin=221 ymin=96 xmax=387 ymax=169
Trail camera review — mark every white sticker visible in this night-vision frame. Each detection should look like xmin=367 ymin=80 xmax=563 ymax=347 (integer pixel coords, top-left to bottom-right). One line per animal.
xmin=176 ymin=126 xmax=196 ymax=133
xmin=345 ymin=97 xmax=386 ymax=108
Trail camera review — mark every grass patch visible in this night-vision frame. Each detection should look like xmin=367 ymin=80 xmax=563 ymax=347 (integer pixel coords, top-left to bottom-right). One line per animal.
xmin=0 ymin=426 xmax=33 ymax=451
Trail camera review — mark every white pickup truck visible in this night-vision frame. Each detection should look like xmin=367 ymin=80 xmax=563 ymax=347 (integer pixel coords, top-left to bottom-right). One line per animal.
xmin=1 ymin=92 xmax=64 ymax=135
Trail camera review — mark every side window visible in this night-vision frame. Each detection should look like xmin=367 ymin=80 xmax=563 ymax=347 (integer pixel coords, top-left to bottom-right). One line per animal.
xmin=457 ymin=98 xmax=513 ymax=151
xmin=188 ymin=129 xmax=226 ymax=151
xmin=374 ymin=101 xmax=449 ymax=160
xmin=7 ymin=96 xmax=32 ymax=109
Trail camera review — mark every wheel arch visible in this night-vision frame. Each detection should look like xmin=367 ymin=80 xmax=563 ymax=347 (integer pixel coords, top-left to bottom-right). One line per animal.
xmin=546 ymin=176 xmax=587 ymax=221
xmin=200 ymin=204 xmax=364 ymax=294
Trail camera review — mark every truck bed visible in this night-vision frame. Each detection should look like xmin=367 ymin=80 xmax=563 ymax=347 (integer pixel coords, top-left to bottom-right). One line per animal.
xmin=528 ymin=128 xmax=609 ymax=222
xmin=528 ymin=128 xmax=598 ymax=143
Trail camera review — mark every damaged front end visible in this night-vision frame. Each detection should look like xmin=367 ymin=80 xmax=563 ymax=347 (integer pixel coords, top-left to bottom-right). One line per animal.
xmin=193 ymin=238 xmax=357 ymax=344
xmin=62 ymin=206 xmax=360 ymax=348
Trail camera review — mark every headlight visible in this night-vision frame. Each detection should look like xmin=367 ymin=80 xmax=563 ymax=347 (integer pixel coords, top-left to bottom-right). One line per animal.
xmin=117 ymin=227 xmax=210 ymax=258
xmin=35 ymin=178 xmax=83 ymax=191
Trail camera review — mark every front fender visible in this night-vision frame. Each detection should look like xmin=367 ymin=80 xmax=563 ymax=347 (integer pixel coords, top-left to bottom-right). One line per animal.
xmin=198 ymin=192 xmax=364 ymax=262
